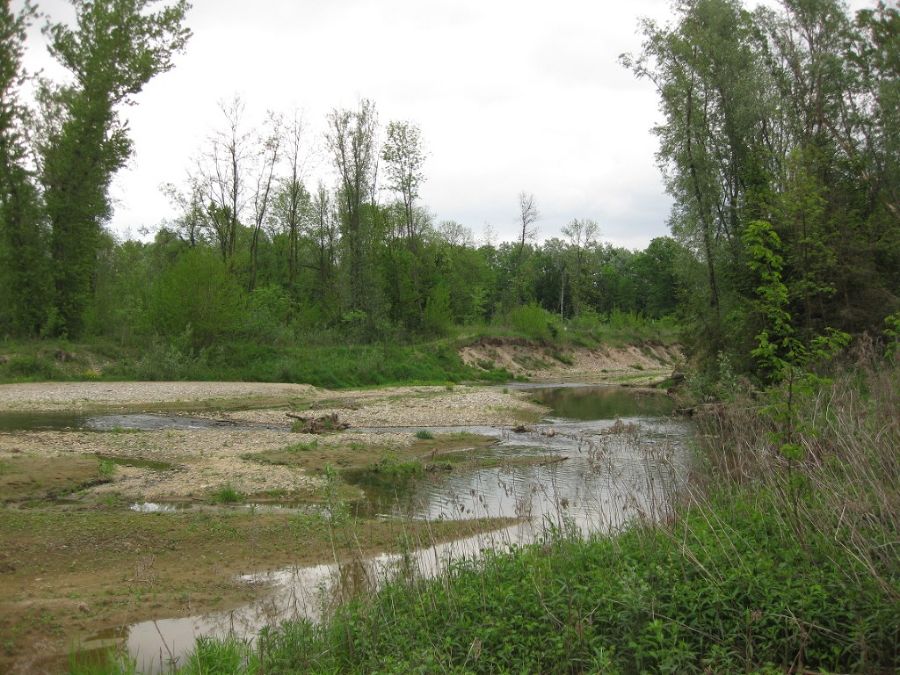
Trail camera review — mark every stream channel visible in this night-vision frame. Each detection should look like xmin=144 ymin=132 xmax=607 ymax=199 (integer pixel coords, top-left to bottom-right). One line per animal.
xmin=73 ymin=384 xmax=694 ymax=672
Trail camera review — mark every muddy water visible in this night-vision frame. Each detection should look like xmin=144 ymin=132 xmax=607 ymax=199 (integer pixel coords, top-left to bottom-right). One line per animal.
xmin=73 ymin=384 xmax=693 ymax=672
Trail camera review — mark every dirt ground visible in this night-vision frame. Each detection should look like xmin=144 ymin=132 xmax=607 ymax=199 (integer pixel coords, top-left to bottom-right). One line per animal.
xmin=459 ymin=338 xmax=681 ymax=381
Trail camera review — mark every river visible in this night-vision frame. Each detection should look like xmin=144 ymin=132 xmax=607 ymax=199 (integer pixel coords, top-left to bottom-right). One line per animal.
xmin=76 ymin=384 xmax=694 ymax=672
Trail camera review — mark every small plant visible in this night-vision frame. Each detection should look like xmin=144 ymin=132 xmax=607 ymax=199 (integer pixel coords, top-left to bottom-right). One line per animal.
xmin=98 ymin=459 xmax=116 ymax=478
xmin=414 ymin=429 xmax=434 ymax=440
xmin=211 ymin=484 xmax=243 ymax=504
xmin=550 ymin=350 xmax=574 ymax=365
xmin=286 ymin=440 xmax=318 ymax=452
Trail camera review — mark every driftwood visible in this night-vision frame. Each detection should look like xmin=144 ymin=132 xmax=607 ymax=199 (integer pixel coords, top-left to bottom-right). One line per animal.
xmin=286 ymin=412 xmax=350 ymax=434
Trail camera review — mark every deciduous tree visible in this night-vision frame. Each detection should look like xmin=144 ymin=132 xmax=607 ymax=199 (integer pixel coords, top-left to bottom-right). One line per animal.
xmin=41 ymin=0 xmax=190 ymax=337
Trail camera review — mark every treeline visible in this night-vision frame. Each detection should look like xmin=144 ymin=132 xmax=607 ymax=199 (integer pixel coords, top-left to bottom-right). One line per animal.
xmin=3 ymin=0 xmax=896 ymax=383
xmin=624 ymin=0 xmax=899 ymax=375
xmin=78 ymin=212 xmax=683 ymax=349
xmin=0 ymin=1 xmax=683 ymax=350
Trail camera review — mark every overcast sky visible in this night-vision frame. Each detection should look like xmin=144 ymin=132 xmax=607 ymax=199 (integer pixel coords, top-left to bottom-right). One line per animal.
xmin=22 ymin=0 xmax=872 ymax=249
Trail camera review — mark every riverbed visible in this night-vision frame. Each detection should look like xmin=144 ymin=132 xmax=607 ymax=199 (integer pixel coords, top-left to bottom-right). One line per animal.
xmin=88 ymin=385 xmax=692 ymax=672
xmin=0 ymin=380 xmax=691 ymax=673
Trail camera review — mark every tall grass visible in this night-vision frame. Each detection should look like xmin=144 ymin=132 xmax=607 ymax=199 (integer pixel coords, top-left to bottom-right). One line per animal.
xmin=692 ymin=341 xmax=899 ymax=602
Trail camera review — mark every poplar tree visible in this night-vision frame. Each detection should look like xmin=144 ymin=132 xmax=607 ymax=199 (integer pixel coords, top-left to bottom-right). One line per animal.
xmin=0 ymin=0 xmax=48 ymax=336
xmin=40 ymin=0 xmax=190 ymax=337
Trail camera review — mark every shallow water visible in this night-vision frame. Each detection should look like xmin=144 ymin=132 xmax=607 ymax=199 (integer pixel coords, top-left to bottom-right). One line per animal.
xmin=0 ymin=411 xmax=276 ymax=432
xmin=91 ymin=384 xmax=692 ymax=672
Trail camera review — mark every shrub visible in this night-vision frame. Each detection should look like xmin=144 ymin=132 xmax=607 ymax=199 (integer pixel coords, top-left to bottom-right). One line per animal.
xmin=505 ymin=303 xmax=559 ymax=340
xmin=149 ymin=249 xmax=245 ymax=349
xmin=211 ymin=485 xmax=243 ymax=504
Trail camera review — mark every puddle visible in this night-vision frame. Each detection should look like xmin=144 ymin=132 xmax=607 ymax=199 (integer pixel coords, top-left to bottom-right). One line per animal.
xmin=129 ymin=501 xmax=328 ymax=516
xmin=0 ymin=411 xmax=90 ymax=432
xmin=130 ymin=502 xmax=180 ymax=513
xmin=89 ymin=525 xmax=540 ymax=673
xmin=78 ymin=383 xmax=693 ymax=672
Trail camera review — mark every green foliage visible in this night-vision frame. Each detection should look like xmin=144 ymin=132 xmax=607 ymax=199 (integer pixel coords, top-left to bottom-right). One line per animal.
xmin=0 ymin=2 xmax=50 ymax=337
xmin=40 ymin=0 xmax=191 ymax=337
xmin=211 ymin=485 xmax=243 ymax=504
xmin=1 ymin=354 xmax=59 ymax=380
xmin=422 ymin=283 xmax=452 ymax=336
xmin=149 ymin=249 xmax=245 ymax=348
xmin=97 ymin=460 xmax=116 ymax=478
xmin=625 ymin=0 xmax=900 ymax=373
xmin=182 ymin=637 xmax=258 ymax=675
xmin=505 ymin=303 xmax=559 ymax=340
xmin=743 ymin=220 xmax=794 ymax=377
xmin=414 ymin=430 xmax=433 ymax=440
xmin=177 ymin=494 xmax=896 ymax=674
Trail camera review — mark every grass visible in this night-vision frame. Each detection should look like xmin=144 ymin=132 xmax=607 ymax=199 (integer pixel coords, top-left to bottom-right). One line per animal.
xmin=198 ymin=494 xmax=893 ymax=675
xmin=0 ymin=312 xmax=678 ymax=389
xmin=97 ymin=459 xmax=117 ymax=478
xmin=245 ymin=433 xmax=498 ymax=475
xmin=0 ymin=455 xmax=110 ymax=502
xmin=211 ymin=484 xmax=243 ymax=504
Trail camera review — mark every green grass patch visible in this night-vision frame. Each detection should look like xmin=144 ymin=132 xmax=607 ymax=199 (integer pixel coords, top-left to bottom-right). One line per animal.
xmin=171 ymin=490 xmax=897 ymax=674
xmin=97 ymin=459 xmax=116 ymax=478
xmin=210 ymin=485 xmax=243 ymax=504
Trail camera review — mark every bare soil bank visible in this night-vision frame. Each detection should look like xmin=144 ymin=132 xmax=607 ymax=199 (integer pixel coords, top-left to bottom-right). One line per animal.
xmin=460 ymin=338 xmax=681 ymax=382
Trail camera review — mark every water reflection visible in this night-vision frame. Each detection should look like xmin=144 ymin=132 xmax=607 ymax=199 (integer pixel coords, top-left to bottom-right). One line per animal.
xmin=83 ymin=385 xmax=692 ymax=672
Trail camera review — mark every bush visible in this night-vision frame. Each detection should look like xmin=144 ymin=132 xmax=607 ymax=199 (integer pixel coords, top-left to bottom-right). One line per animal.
xmin=2 ymin=354 xmax=57 ymax=380
xmin=505 ymin=303 xmax=559 ymax=340
xmin=149 ymin=249 xmax=245 ymax=349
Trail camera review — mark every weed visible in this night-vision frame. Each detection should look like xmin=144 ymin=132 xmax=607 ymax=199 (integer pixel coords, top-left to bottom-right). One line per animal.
xmin=287 ymin=441 xmax=318 ymax=452
xmin=97 ymin=460 xmax=116 ymax=478
xmin=550 ymin=350 xmax=574 ymax=365
xmin=414 ymin=430 xmax=434 ymax=440
xmin=211 ymin=485 xmax=243 ymax=504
